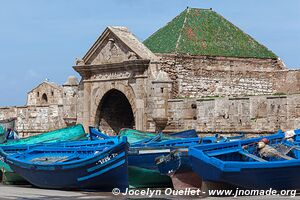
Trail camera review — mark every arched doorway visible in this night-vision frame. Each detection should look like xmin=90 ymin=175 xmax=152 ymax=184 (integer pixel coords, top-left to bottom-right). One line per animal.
xmin=95 ymin=89 xmax=135 ymax=135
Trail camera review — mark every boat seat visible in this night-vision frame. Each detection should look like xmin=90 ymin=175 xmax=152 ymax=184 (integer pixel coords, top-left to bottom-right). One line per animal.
xmin=238 ymin=150 xmax=268 ymax=162
xmin=206 ymin=148 xmax=240 ymax=157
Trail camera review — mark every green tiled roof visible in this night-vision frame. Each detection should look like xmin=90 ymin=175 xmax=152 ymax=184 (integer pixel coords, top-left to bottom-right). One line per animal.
xmin=144 ymin=8 xmax=277 ymax=59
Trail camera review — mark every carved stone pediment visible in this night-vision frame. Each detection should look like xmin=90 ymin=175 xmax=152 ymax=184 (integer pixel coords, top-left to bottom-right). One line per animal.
xmin=79 ymin=26 xmax=157 ymax=66
xmin=89 ymin=34 xmax=138 ymax=65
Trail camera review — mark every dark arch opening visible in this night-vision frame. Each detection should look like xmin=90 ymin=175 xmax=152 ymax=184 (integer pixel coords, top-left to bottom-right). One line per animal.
xmin=96 ymin=89 xmax=135 ymax=135
xmin=41 ymin=93 xmax=48 ymax=104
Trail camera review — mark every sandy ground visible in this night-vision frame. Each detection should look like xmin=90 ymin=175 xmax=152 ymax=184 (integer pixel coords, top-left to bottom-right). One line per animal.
xmin=0 ymin=185 xmax=299 ymax=200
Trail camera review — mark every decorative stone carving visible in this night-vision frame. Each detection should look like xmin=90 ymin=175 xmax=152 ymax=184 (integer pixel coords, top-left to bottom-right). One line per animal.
xmin=91 ymin=37 xmax=132 ymax=65
xmin=75 ymin=58 xmax=85 ymax=66
xmin=91 ymin=71 xmax=131 ymax=81
xmin=127 ymin=51 xmax=138 ymax=60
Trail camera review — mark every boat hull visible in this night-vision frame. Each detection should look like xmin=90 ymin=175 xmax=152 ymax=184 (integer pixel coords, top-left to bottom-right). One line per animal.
xmin=128 ymin=150 xmax=173 ymax=187
xmin=190 ymin=144 xmax=300 ymax=190
xmin=11 ymin=161 xmax=127 ymax=190
xmin=6 ymin=140 xmax=129 ymax=191
xmin=171 ymin=171 xmax=202 ymax=189
xmin=1 ymin=170 xmax=29 ymax=185
xmin=128 ymin=166 xmax=172 ymax=188
xmin=156 ymin=153 xmax=202 ymax=189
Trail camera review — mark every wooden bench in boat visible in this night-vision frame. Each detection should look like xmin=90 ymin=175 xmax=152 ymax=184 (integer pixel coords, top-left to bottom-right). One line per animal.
xmin=206 ymin=148 xmax=241 ymax=157
xmin=206 ymin=148 xmax=268 ymax=162
xmin=238 ymin=150 xmax=268 ymax=162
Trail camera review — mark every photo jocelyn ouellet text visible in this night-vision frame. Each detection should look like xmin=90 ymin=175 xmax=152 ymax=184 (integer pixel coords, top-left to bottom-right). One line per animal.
xmin=112 ymin=187 xmax=297 ymax=198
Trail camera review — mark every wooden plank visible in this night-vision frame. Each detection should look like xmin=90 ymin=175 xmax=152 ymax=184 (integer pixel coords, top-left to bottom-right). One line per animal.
xmin=238 ymin=150 xmax=268 ymax=162
xmin=206 ymin=148 xmax=240 ymax=157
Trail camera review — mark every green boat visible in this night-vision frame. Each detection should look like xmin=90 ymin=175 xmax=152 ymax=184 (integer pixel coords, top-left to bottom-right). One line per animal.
xmin=128 ymin=166 xmax=173 ymax=188
xmin=0 ymin=124 xmax=87 ymax=184
xmin=1 ymin=170 xmax=29 ymax=185
xmin=119 ymin=128 xmax=183 ymax=144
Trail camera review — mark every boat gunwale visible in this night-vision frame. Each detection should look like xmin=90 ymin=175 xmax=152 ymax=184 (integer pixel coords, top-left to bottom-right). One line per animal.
xmin=189 ymin=131 xmax=300 ymax=172
xmin=4 ymin=137 xmax=127 ymax=169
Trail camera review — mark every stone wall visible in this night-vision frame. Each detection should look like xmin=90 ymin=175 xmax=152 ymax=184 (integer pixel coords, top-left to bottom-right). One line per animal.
xmin=4 ymin=94 xmax=300 ymax=137
xmin=158 ymin=54 xmax=300 ymax=98
xmin=0 ymin=105 xmax=65 ymax=137
xmin=163 ymin=94 xmax=300 ymax=134
xmin=273 ymin=69 xmax=300 ymax=94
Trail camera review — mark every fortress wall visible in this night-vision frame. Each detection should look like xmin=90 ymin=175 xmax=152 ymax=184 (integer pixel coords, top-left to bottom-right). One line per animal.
xmin=159 ymin=54 xmax=300 ymax=98
xmin=165 ymin=94 xmax=300 ymax=134
xmin=273 ymin=70 xmax=300 ymax=94
xmin=0 ymin=105 xmax=66 ymax=137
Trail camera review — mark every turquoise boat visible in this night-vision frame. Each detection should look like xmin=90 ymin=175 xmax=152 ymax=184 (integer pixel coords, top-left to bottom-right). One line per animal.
xmin=3 ymin=124 xmax=86 ymax=146
xmin=119 ymin=128 xmax=198 ymax=144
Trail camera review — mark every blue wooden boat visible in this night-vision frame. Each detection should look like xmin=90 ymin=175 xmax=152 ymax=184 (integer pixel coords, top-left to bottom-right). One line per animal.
xmin=169 ymin=129 xmax=198 ymax=138
xmin=88 ymin=127 xmax=111 ymax=140
xmin=0 ymin=124 xmax=87 ymax=184
xmin=155 ymin=133 xmax=246 ymax=189
xmin=189 ymin=130 xmax=300 ymax=190
xmin=0 ymin=137 xmax=128 ymax=191
xmin=1 ymin=138 xmax=128 ymax=184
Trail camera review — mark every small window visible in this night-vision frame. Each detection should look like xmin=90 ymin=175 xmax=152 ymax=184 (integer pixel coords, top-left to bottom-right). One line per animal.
xmin=37 ymin=92 xmax=39 ymax=97
xmin=161 ymin=88 xmax=164 ymax=93
xmin=51 ymin=91 xmax=54 ymax=96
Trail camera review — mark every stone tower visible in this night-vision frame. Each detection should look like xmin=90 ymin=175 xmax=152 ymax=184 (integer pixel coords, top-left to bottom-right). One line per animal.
xmin=62 ymin=76 xmax=79 ymax=126
xmin=149 ymin=70 xmax=173 ymax=132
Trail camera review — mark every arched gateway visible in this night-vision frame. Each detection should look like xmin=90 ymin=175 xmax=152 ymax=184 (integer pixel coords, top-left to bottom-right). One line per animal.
xmin=73 ymin=27 xmax=156 ymax=134
xmin=95 ymin=89 xmax=135 ymax=134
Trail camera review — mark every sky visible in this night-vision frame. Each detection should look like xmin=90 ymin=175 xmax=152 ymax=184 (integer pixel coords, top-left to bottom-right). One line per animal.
xmin=0 ymin=0 xmax=299 ymax=106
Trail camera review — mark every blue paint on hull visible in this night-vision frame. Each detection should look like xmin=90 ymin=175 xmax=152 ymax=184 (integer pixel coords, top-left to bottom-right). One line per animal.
xmin=190 ymin=154 xmax=300 ymax=190
xmin=4 ymin=138 xmax=129 ymax=191
xmin=189 ymin=130 xmax=300 ymax=190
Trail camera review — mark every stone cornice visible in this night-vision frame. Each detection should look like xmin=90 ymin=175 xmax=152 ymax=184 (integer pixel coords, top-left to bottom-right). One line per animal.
xmin=73 ymin=59 xmax=150 ymax=77
xmin=155 ymin=53 xmax=279 ymax=61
